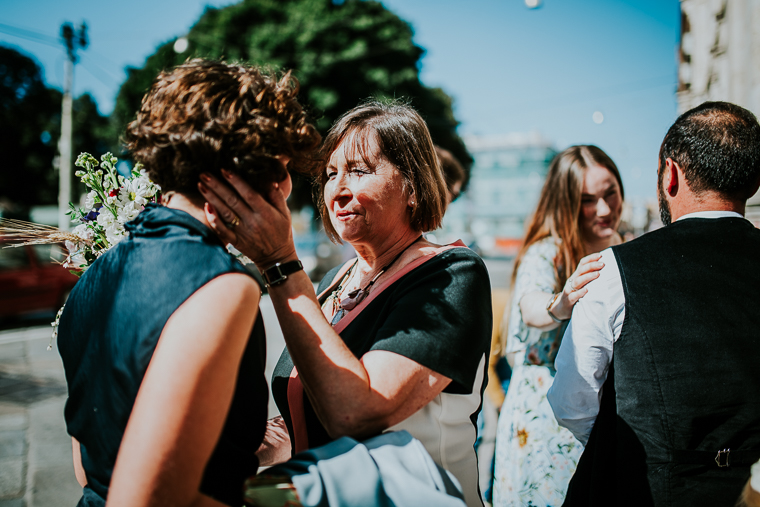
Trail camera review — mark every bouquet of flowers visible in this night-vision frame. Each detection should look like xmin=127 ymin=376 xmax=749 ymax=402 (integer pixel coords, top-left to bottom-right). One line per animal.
xmin=0 ymin=152 xmax=161 ymax=275
xmin=0 ymin=152 xmax=161 ymax=347
xmin=64 ymin=152 xmax=162 ymax=272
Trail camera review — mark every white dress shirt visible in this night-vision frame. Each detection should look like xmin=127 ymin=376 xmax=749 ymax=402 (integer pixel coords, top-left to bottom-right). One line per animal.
xmin=546 ymin=211 xmax=745 ymax=446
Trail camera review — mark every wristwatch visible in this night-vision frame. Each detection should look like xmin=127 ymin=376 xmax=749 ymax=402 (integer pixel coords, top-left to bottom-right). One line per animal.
xmin=545 ymin=292 xmax=566 ymax=323
xmin=262 ymin=260 xmax=303 ymax=287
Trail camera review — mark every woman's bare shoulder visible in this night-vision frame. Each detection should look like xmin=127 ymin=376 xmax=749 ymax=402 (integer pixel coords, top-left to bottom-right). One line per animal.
xmin=167 ymin=272 xmax=261 ymax=343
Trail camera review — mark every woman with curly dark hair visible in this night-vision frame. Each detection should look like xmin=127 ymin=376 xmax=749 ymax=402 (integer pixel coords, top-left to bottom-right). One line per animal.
xmin=56 ymin=59 xmax=320 ymax=507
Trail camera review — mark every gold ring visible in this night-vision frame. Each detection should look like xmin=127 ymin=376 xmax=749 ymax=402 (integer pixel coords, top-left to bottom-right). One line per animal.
xmin=226 ymin=215 xmax=241 ymax=230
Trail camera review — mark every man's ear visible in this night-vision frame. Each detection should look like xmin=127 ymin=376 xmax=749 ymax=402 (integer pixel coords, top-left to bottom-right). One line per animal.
xmin=664 ymin=158 xmax=680 ymax=197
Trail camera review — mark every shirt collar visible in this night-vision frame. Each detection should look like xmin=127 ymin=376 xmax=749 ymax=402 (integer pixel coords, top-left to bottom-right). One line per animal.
xmin=676 ymin=210 xmax=745 ymax=222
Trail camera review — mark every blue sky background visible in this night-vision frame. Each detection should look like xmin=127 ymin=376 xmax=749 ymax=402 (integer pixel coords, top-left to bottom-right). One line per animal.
xmin=0 ymin=0 xmax=680 ymax=200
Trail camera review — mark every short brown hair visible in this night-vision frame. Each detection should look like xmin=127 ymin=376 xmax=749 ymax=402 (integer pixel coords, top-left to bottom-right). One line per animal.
xmin=125 ymin=59 xmax=321 ymax=195
xmin=314 ymin=100 xmax=447 ymax=243
xmin=435 ymin=145 xmax=466 ymax=198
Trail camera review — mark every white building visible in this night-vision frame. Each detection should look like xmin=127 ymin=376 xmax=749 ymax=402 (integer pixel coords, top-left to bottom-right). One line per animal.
xmin=678 ymin=0 xmax=760 ymax=224
xmin=438 ymin=132 xmax=556 ymax=256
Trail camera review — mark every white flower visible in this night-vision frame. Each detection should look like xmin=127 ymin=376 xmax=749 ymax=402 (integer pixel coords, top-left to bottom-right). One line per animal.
xmin=96 ymin=209 xmax=115 ymax=227
xmin=84 ymin=191 xmax=97 ymax=210
xmin=64 ymin=240 xmax=78 ymax=255
xmin=63 ymin=240 xmax=87 ymax=269
xmin=120 ymin=176 xmax=151 ymax=207
xmin=105 ymin=223 xmax=126 ymax=245
xmin=751 ymin=459 xmax=760 ymax=493
xmin=72 ymin=224 xmax=94 ymax=241
xmin=60 ymin=153 xmax=161 ymax=273
xmin=117 ymin=200 xmax=141 ymax=224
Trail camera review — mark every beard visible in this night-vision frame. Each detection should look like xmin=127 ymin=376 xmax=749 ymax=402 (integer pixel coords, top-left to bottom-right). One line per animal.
xmin=658 ymin=179 xmax=672 ymax=226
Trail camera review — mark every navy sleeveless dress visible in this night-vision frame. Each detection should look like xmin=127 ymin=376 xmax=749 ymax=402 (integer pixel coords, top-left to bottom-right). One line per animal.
xmin=57 ymin=204 xmax=268 ymax=506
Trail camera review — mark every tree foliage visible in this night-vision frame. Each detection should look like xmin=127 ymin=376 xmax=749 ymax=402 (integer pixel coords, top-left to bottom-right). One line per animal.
xmin=0 ymin=46 xmax=60 ymax=210
xmin=112 ymin=0 xmax=472 ymax=208
xmin=0 ymin=45 xmax=110 ymax=212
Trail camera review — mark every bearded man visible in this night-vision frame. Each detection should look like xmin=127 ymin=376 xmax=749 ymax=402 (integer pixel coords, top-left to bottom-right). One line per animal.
xmin=548 ymin=101 xmax=760 ymax=507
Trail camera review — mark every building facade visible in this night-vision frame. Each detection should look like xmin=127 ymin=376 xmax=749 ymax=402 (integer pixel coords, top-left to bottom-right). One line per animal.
xmin=678 ymin=0 xmax=760 ymax=224
xmin=437 ymin=132 xmax=556 ymax=257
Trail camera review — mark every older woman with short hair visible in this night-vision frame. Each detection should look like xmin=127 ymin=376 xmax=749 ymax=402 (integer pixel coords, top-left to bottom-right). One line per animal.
xmin=200 ymin=100 xmax=492 ymax=507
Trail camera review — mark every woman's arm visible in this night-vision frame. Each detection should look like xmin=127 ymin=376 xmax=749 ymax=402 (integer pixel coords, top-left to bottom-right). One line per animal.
xmin=519 ymin=253 xmax=604 ymax=329
xmin=71 ymin=437 xmax=87 ymax=487
xmin=106 ymin=273 xmax=260 ymax=507
xmin=254 ymin=251 xmax=450 ymax=440
xmin=198 ymin=173 xmax=450 ymax=440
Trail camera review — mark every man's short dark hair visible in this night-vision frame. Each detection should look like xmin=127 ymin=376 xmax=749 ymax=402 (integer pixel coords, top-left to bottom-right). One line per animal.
xmin=659 ymin=101 xmax=760 ymax=200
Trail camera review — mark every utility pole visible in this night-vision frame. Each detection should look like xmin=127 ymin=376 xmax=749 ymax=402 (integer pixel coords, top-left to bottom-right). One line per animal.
xmin=58 ymin=22 xmax=87 ymax=230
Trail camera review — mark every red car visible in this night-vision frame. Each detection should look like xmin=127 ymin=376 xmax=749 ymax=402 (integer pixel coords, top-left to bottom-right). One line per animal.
xmin=0 ymin=242 xmax=79 ymax=319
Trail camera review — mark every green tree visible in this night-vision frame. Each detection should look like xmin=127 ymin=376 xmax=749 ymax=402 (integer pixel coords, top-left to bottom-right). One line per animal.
xmin=0 ymin=46 xmax=60 ymax=212
xmin=0 ymin=46 xmax=110 ymax=215
xmin=112 ymin=0 xmax=472 ymax=207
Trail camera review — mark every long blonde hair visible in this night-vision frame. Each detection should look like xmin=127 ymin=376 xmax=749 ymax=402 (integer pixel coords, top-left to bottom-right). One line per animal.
xmin=499 ymin=145 xmax=623 ymax=354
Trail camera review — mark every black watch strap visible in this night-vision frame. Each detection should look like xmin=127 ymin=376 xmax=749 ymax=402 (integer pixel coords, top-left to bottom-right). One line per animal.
xmin=262 ymin=260 xmax=303 ymax=287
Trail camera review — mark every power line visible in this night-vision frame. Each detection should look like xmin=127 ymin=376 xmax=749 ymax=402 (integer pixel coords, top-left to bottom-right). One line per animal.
xmin=79 ymin=63 xmax=117 ymax=88
xmin=79 ymin=54 xmax=120 ymax=87
xmin=0 ymin=22 xmax=60 ymax=48
xmin=0 ymin=22 xmax=120 ymax=92
xmin=478 ymin=74 xmax=677 ymax=118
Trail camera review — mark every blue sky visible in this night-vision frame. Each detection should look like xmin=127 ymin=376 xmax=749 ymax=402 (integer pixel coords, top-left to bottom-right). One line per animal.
xmin=0 ymin=0 xmax=680 ymax=199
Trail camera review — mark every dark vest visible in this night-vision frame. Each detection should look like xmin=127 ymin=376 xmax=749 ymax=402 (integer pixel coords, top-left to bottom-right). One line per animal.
xmin=58 ymin=205 xmax=269 ymax=507
xmin=564 ymin=217 xmax=760 ymax=507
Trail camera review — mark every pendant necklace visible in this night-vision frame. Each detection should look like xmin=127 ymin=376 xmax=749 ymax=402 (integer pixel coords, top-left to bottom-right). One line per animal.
xmin=324 ymin=261 xmax=357 ymax=321
xmin=329 ymin=235 xmax=423 ymax=326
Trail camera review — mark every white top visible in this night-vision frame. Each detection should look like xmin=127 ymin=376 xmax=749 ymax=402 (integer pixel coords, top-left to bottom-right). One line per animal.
xmin=547 ymin=211 xmax=745 ymax=445
xmin=388 ymin=354 xmax=486 ymax=507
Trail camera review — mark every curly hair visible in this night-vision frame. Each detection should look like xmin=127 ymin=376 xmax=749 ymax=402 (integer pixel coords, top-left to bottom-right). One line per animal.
xmin=124 ymin=59 xmax=322 ymax=196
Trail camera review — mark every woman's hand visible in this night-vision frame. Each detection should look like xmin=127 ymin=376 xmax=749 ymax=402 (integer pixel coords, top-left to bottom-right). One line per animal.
xmin=549 ymin=252 xmax=605 ymax=321
xmin=198 ymin=171 xmax=297 ymax=268
xmin=255 ymin=416 xmax=292 ymax=467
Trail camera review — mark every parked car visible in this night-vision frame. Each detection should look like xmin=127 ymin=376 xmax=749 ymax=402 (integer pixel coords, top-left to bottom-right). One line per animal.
xmin=0 ymin=242 xmax=79 ymax=319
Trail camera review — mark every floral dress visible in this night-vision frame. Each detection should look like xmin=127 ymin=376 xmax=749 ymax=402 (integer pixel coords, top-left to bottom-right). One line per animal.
xmin=492 ymin=237 xmax=582 ymax=506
